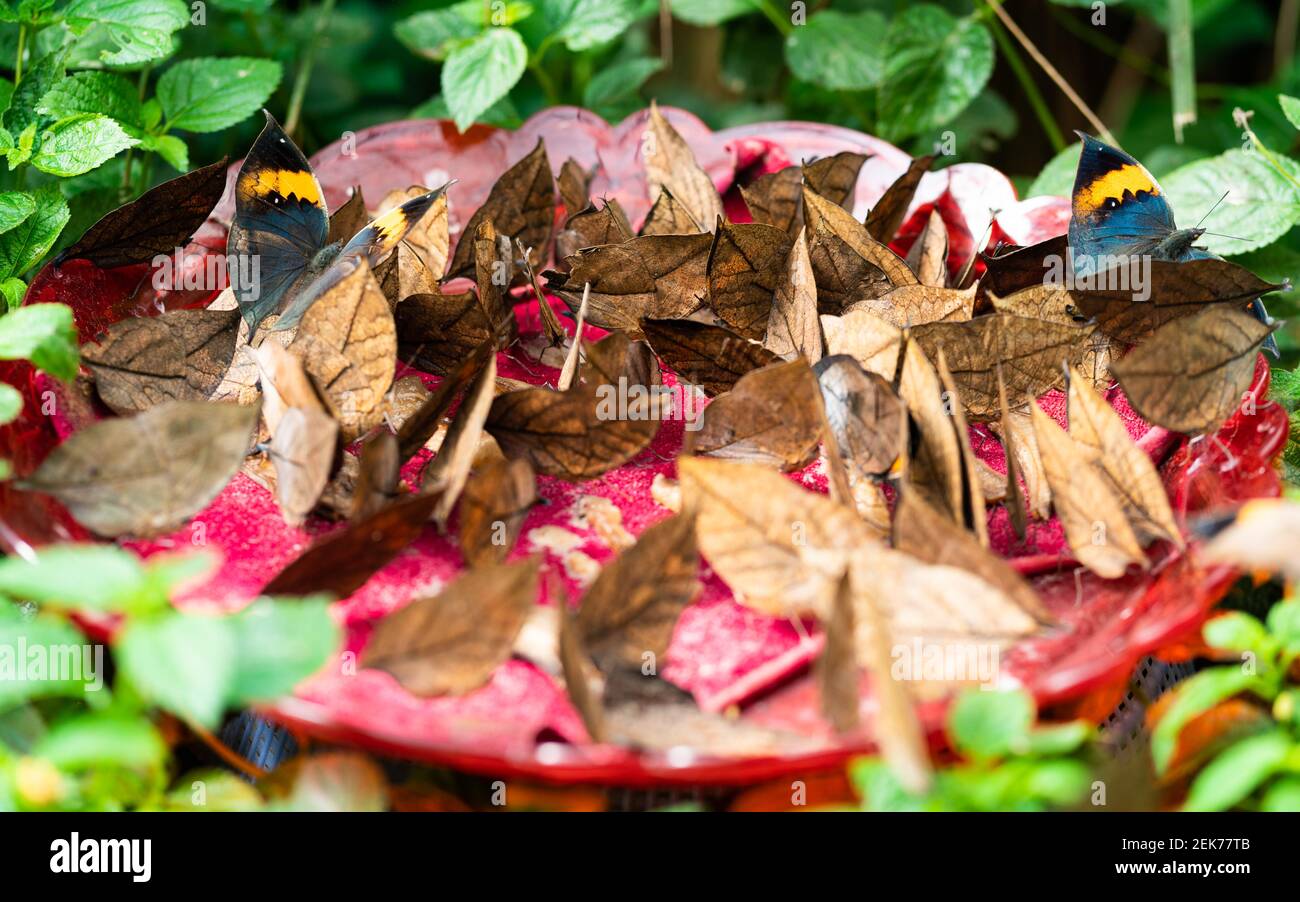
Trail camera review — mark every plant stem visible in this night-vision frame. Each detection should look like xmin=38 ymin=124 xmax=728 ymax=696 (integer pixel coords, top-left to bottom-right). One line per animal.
xmin=757 ymin=0 xmax=793 ymax=37
xmin=1166 ymin=0 xmax=1196 ymax=143
xmin=1235 ymin=108 xmax=1300 ymax=194
xmin=285 ymin=0 xmax=338 ymax=138
xmin=14 ymin=25 xmax=25 ymax=83
xmin=529 ymin=60 xmax=560 ymax=106
xmin=982 ymin=0 xmax=1115 ymax=144
xmin=988 ymin=16 xmax=1065 ymax=152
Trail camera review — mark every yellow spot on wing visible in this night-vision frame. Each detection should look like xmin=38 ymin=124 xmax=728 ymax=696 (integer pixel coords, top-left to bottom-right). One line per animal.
xmin=363 ymin=206 xmax=411 ymax=253
xmin=242 ymin=168 xmax=322 ymax=205
xmin=1075 ymin=163 xmax=1159 ymax=212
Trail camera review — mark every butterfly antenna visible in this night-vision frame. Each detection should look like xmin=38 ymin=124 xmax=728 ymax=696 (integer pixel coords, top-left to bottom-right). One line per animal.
xmin=1195 ymin=189 xmax=1230 ymax=228
xmin=1200 ymin=232 xmax=1250 ymax=242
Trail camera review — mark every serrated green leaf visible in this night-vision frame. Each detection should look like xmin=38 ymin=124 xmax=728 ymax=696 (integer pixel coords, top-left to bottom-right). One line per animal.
xmin=1163 ymin=149 xmax=1300 ymax=255
xmin=157 ymin=57 xmax=282 ymax=133
xmin=3 ymin=49 xmax=64 ymax=137
xmin=442 ymin=27 xmax=527 ymax=133
xmin=410 ymin=92 xmax=520 ymax=128
xmin=3 ymin=123 xmax=36 ymax=170
xmin=37 ymin=71 xmax=143 ymax=130
xmin=784 ymin=10 xmax=887 ymax=91
xmin=0 ymin=187 xmax=66 ymax=280
xmin=32 ymin=114 xmax=137 ymax=177
xmin=141 ymin=132 xmax=187 ymax=170
xmin=546 ymin=0 xmax=642 ymax=51
xmin=877 ymin=4 xmax=994 ymax=143
xmin=583 ymin=56 xmax=663 ymax=110
xmin=1183 ymin=729 xmax=1292 ymax=811
xmin=0 ymin=191 xmax=34 ymax=237
xmin=117 ymin=611 xmax=235 ymax=727
xmin=394 ymin=7 xmax=480 ymax=61
xmin=0 ymin=301 xmax=76 ymax=378
xmin=63 ymin=0 xmax=189 ymax=67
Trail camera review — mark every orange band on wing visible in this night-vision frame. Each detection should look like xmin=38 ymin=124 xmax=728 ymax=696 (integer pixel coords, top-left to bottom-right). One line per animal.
xmin=1075 ymin=163 xmax=1159 ymax=212
xmin=365 ymin=205 xmax=411 ymax=253
xmin=241 ymin=168 xmax=322 ymax=205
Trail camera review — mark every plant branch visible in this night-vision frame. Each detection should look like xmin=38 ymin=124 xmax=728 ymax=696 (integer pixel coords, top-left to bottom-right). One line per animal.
xmin=14 ymin=25 xmax=24 ymax=84
xmin=285 ymin=0 xmax=338 ymax=138
xmin=983 ymin=0 xmax=1115 ymax=144
xmin=1235 ymin=108 xmax=1300 ymax=195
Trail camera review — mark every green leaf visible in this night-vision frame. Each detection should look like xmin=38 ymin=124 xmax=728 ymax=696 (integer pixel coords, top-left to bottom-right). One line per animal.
xmin=117 ymin=611 xmax=236 ymax=727
xmin=0 ymin=382 xmax=20 ymax=424
xmin=1026 ymin=141 xmax=1082 ymax=199
xmin=63 ymin=0 xmax=189 ymax=67
xmin=848 ymin=757 xmax=928 ymax=811
xmin=877 ymin=4 xmax=994 ymax=143
xmin=34 ymin=713 xmax=167 ymax=773
xmin=1259 ymin=776 xmax=1300 ymax=811
xmin=1281 ymin=94 xmax=1300 ymax=131
xmin=1272 ymin=363 xmax=1300 ymax=413
xmin=1183 ymin=729 xmax=1292 ymax=811
xmin=1021 ymin=720 xmax=1093 ymax=757
xmin=37 ymin=71 xmax=143 ymax=130
xmin=0 ymin=186 xmax=68 ymax=280
xmin=140 ymin=133 xmax=187 ymax=170
xmin=411 ymin=92 xmax=520 ymax=128
xmin=1163 ymin=149 xmax=1300 ymax=255
xmin=1268 ymin=598 xmax=1300 ymax=645
xmin=0 ymin=191 xmax=34 ymax=236
xmin=2 ymin=124 xmax=36 ymax=170
xmin=583 ymin=57 xmax=663 ymax=110
xmin=0 ymin=614 xmax=93 ymax=709
xmin=0 ymin=79 xmax=14 ymax=117
xmin=546 ymin=0 xmax=642 ymax=51
xmin=947 ymin=689 xmax=1034 ymax=760
xmin=669 ymin=0 xmax=756 ymax=27
xmin=164 ymin=769 xmax=263 ymax=811
xmin=0 ymin=302 xmax=77 ymax=379
xmin=1203 ymin=611 xmax=1271 ymax=655
xmin=157 ymin=57 xmax=282 ymax=133
xmin=1152 ymin=666 xmax=1264 ymax=773
xmin=32 ymin=114 xmax=137 ymax=177
xmin=784 ymin=10 xmax=887 ymax=92
xmin=225 ymin=597 xmax=339 ymax=703
xmin=1022 ymin=758 xmax=1092 ymax=806
xmin=441 ymin=27 xmax=527 ymax=133
xmin=3 ymin=49 xmax=65 ymax=137
xmin=0 ymin=544 xmax=148 ymax=611
xmin=394 ymin=7 xmax=480 ymax=61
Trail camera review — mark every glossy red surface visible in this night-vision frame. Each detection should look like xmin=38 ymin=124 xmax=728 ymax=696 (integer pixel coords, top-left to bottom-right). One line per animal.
xmin=0 ymin=108 xmax=1284 ymax=786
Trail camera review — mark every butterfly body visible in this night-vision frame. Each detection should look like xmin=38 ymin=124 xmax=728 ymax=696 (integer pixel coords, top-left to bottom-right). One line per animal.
xmin=1069 ymin=131 xmax=1275 ymax=354
xmin=227 ymin=111 xmax=447 ymax=333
